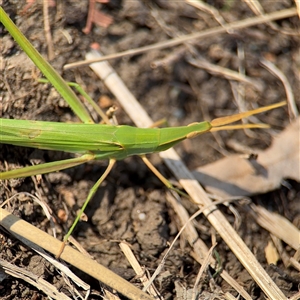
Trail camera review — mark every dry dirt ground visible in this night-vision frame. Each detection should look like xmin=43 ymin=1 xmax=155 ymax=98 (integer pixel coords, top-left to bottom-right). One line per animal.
xmin=0 ymin=1 xmax=299 ymax=299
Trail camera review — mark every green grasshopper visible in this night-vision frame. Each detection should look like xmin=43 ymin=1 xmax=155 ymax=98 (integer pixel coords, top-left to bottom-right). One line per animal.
xmin=0 ymin=8 xmax=286 ymax=256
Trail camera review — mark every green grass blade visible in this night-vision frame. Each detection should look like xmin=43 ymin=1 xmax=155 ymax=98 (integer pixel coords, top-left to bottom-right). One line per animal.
xmin=0 ymin=7 xmax=93 ymax=124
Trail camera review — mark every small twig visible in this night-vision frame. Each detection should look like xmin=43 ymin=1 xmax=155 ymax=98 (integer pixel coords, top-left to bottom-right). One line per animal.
xmin=260 ymin=58 xmax=298 ymax=120
xmin=43 ymin=0 xmax=55 ymax=60
xmin=185 ymin=0 xmax=229 ymax=30
xmin=192 ymin=244 xmax=216 ymax=300
xmin=119 ymin=242 xmax=162 ymax=299
xmin=150 ymin=46 xmax=186 ymax=69
xmin=187 ymin=55 xmax=262 ymax=91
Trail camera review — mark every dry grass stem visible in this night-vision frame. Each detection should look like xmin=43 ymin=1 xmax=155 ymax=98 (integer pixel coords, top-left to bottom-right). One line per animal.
xmin=0 ymin=208 xmax=154 ymax=300
xmin=187 ymin=55 xmax=262 ymax=90
xmin=42 ymin=0 xmax=54 ymax=60
xmin=185 ymin=0 xmax=229 ymax=29
xmin=119 ymin=242 xmax=162 ymax=299
xmin=260 ymin=58 xmax=298 ymax=119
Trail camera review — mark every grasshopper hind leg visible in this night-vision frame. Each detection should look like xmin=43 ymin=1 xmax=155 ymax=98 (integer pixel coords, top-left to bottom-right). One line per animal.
xmin=140 ymin=155 xmax=188 ymax=198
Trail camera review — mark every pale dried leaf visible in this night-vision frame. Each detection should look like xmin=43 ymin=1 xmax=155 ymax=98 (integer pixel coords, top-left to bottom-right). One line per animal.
xmin=193 ymin=118 xmax=300 ymax=197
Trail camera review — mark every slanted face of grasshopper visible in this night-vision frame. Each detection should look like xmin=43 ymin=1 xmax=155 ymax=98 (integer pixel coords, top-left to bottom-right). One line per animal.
xmin=0 ymin=8 xmax=286 ymax=257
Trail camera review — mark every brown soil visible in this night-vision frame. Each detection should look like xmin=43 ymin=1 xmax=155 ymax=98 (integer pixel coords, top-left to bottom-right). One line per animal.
xmin=1 ymin=1 xmax=299 ymax=299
